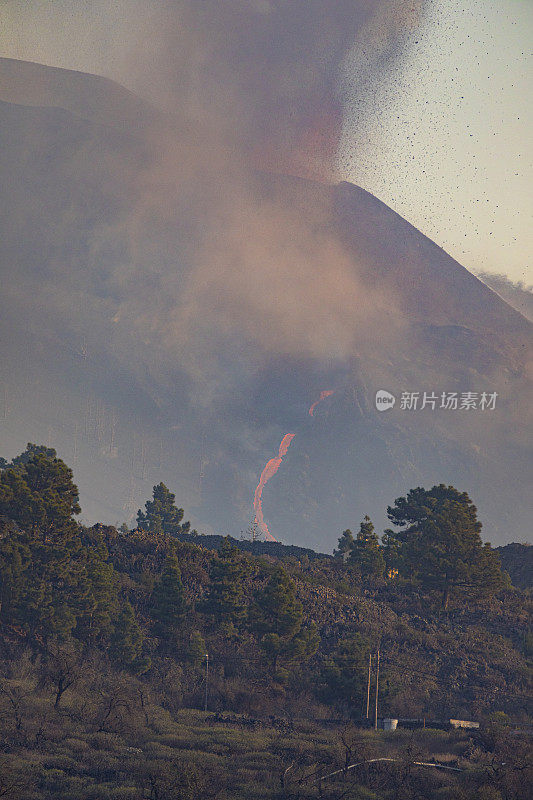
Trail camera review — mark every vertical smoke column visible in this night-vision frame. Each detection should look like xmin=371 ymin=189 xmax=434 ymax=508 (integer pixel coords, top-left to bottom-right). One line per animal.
xmin=139 ymin=1 xmax=426 ymax=180
xmin=253 ymin=433 xmax=296 ymax=541
xmin=2 ymin=3 xmax=426 ymax=181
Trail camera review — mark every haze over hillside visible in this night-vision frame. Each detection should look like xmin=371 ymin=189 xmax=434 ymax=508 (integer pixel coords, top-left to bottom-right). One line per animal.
xmin=0 ymin=57 xmax=531 ymax=547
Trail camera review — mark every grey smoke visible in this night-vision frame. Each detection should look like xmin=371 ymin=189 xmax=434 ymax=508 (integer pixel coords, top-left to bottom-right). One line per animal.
xmin=4 ymin=2 xmax=530 ymax=547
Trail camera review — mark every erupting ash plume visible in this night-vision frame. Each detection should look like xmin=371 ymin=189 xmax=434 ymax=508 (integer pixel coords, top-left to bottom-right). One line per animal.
xmin=0 ymin=0 xmax=430 ymax=535
xmin=2 ymin=1 xmax=425 ymax=179
xmin=165 ymin=0 xmax=425 ymax=179
xmin=309 ymin=390 xmax=335 ymax=416
xmin=253 ymin=433 xmax=296 ymax=541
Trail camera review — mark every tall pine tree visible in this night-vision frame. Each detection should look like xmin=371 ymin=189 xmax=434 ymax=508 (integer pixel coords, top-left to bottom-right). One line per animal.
xmin=110 ymin=601 xmax=150 ymax=674
xmin=204 ymin=537 xmax=247 ymax=629
xmin=75 ymin=532 xmax=118 ymax=645
xmin=0 ymin=446 xmax=84 ymax=640
xmin=151 ymin=549 xmax=186 ymax=643
xmin=137 ymin=483 xmax=190 ymax=537
xmin=335 ymin=529 xmax=355 ymax=561
xmin=349 ymin=516 xmax=385 ymax=578
xmin=387 ymin=484 xmax=505 ymax=608
xmin=249 ymin=566 xmax=314 ymax=676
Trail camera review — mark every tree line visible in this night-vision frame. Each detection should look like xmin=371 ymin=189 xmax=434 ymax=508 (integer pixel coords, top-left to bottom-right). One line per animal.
xmin=0 ymin=443 xmax=524 ymax=722
xmin=0 ymin=445 xmax=319 ymax=682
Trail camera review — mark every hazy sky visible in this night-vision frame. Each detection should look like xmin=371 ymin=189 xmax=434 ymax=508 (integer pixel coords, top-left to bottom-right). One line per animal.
xmin=340 ymin=0 xmax=532 ymax=285
xmin=1 ymin=0 xmax=531 ymax=284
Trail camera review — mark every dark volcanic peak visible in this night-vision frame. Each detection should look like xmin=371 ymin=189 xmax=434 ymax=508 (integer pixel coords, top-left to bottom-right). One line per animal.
xmin=0 ymin=58 xmax=531 ymax=546
xmin=334 ymin=181 xmax=531 ymax=336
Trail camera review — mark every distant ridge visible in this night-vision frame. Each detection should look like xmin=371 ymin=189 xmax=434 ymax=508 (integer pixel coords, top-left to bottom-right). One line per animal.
xmin=0 ymin=56 xmax=168 ymax=131
xmin=176 ymin=532 xmax=330 ymax=561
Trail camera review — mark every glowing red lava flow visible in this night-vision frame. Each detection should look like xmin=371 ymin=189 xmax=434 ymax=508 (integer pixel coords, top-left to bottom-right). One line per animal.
xmin=308 ymin=389 xmax=334 ymax=416
xmin=253 ymin=391 xmax=334 ymax=540
xmin=253 ymin=433 xmax=296 ymax=541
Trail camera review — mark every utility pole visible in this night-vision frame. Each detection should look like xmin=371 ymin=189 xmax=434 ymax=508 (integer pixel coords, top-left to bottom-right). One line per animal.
xmin=204 ymin=653 xmax=209 ymax=712
xmin=366 ymin=653 xmax=372 ymax=719
xmin=374 ymin=649 xmax=380 ymax=731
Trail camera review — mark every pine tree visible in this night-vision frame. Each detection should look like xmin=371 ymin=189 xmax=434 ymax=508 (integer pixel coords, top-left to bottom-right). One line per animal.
xmin=137 ymin=483 xmax=190 ymax=537
xmin=335 ymin=529 xmax=355 ymax=560
xmin=110 ymin=602 xmax=150 ymax=674
xmin=75 ymin=533 xmax=118 ymax=645
xmin=382 ymin=529 xmax=401 ymax=577
xmin=349 ymin=516 xmax=385 ymax=578
xmin=0 ymin=448 xmax=80 ymax=543
xmin=204 ymin=537 xmax=246 ymax=628
xmin=0 ymin=518 xmax=30 ymax=622
xmin=320 ymin=634 xmax=372 ymax=709
xmin=290 ymin=622 xmax=320 ymax=664
xmin=252 ymin=567 xmax=303 ymax=639
xmin=186 ymin=630 xmax=207 ymax=667
xmin=151 ymin=549 xmax=186 ymax=642
xmin=250 ymin=567 xmax=305 ymax=675
xmin=0 ymin=447 xmax=83 ymax=639
xmin=387 ymin=484 xmax=505 ymax=608
xmin=10 ymin=443 xmax=57 ymax=468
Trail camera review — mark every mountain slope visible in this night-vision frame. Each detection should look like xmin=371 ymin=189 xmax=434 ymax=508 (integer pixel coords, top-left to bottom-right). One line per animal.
xmin=0 ymin=58 xmax=530 ymax=546
xmin=0 ymin=56 xmax=167 ymax=131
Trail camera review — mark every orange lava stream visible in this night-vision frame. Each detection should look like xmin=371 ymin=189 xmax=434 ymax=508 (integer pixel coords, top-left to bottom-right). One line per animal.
xmin=308 ymin=389 xmax=334 ymax=416
xmin=253 ymin=433 xmax=296 ymax=541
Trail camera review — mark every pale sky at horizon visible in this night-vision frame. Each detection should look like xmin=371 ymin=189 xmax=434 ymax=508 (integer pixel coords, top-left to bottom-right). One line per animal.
xmin=339 ymin=0 xmax=532 ymax=285
xmin=1 ymin=0 xmax=531 ymax=285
